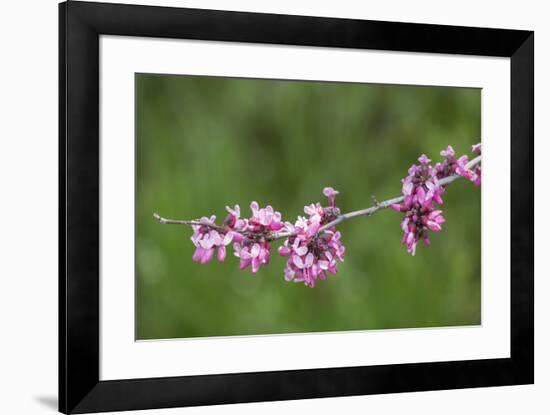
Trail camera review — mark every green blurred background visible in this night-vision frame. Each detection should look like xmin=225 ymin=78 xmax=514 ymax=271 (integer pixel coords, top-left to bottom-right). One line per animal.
xmin=135 ymin=74 xmax=481 ymax=340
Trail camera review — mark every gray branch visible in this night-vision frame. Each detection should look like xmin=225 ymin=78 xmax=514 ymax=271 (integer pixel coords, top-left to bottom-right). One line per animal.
xmin=154 ymin=155 xmax=481 ymax=242
xmin=152 ymin=213 xmax=226 ymax=232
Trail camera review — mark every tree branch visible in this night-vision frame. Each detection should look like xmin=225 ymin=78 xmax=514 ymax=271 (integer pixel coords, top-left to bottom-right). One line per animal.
xmin=154 ymin=155 xmax=481 ymax=242
xmin=153 ymin=213 xmax=226 ymax=232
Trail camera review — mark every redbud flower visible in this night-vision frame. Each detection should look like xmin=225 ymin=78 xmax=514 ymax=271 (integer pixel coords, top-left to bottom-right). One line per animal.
xmin=323 ymin=187 xmax=340 ymax=207
xmin=392 ymin=153 xmax=448 ymax=255
xmin=191 ymin=216 xmax=238 ymax=264
xmin=234 ymin=240 xmax=271 ymax=273
xmin=418 ymin=154 xmax=431 ymax=165
xmin=471 ymin=143 xmax=482 ymax=186
xmin=437 ymin=144 xmax=481 ymax=186
xmin=394 ymin=190 xmax=446 ymax=255
xmin=248 ymin=201 xmax=284 ymax=232
xmin=232 ymin=201 xmax=284 ymax=273
xmin=279 ymin=188 xmax=345 ymax=287
xmin=455 ymin=155 xmax=474 ymax=180
xmin=440 ymin=145 xmax=455 ymax=158
xmin=393 ymin=144 xmax=480 ymax=255
xmin=224 ymin=204 xmax=248 ymax=231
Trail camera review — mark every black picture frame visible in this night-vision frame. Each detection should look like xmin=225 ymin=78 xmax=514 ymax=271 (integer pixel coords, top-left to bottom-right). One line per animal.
xmin=59 ymin=1 xmax=534 ymax=413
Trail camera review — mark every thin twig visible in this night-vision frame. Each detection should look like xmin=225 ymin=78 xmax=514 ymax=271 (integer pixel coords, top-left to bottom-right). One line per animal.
xmin=154 ymin=155 xmax=481 ymax=242
xmin=153 ymin=213 xmax=226 ymax=232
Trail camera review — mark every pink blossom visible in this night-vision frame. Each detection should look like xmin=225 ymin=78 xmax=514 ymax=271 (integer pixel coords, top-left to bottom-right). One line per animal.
xmin=399 ymin=206 xmax=446 ymax=256
xmin=440 ymin=145 xmax=455 ymax=158
xmin=323 ymin=187 xmax=339 ymax=207
xmin=224 ymin=204 xmax=247 ymax=231
xmin=471 ymin=143 xmax=482 ymax=186
xmin=232 ymin=201 xmax=284 ymax=273
xmin=395 ymin=159 xmax=445 ymax=213
xmin=455 ymin=155 xmax=474 ymax=179
xmin=435 ymin=144 xmax=481 ymax=186
xmin=454 ymin=154 xmax=480 ymax=186
xmin=472 ymin=168 xmax=481 ymax=187
xmin=303 ymin=203 xmax=324 ymax=227
xmin=191 ymin=216 xmax=236 ymax=264
xmin=234 ymin=240 xmax=270 ymax=273
xmin=393 ymin=144 xmax=481 ymax=255
xmin=279 ymin=188 xmax=345 ymax=287
xmin=418 ymin=154 xmax=431 ymax=165
xmin=393 ymin=151 xmax=448 ymax=255
xmin=248 ymin=201 xmax=284 ymax=231
xmin=280 ymin=228 xmax=345 ymax=288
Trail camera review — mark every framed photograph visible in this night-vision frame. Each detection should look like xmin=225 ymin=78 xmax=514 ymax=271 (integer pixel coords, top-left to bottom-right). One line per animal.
xmin=59 ymin=1 xmax=533 ymax=413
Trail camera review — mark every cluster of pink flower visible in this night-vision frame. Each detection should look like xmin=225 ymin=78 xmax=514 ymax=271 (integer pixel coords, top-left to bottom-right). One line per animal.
xmin=185 ymin=143 xmax=481 ymax=286
xmin=190 ymin=188 xmax=346 ymax=288
xmin=435 ymin=144 xmax=482 ymax=186
xmin=191 ymin=202 xmax=285 ymax=274
xmin=190 ymin=213 xmax=245 ymax=264
xmin=233 ymin=202 xmax=284 ymax=273
xmin=278 ymin=188 xmax=346 ymax=288
xmin=391 ymin=144 xmax=481 ymax=255
xmin=470 ymin=143 xmax=482 ymax=186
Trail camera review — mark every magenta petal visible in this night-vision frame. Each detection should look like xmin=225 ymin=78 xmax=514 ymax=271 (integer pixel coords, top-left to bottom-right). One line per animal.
xmin=403 ymin=181 xmax=414 ymax=196
xmin=422 ymin=199 xmax=433 ymax=210
xmin=284 ymin=267 xmax=295 ymax=281
xmin=293 ymin=255 xmax=304 ymax=269
xmin=406 ymin=232 xmax=414 ymax=245
xmin=259 ymin=246 xmax=270 ymax=263
xmin=428 ymin=210 xmax=443 ymax=219
xmin=307 ymin=221 xmax=321 ymax=237
xmin=192 ymin=247 xmax=205 ymax=262
xmin=318 ymin=260 xmax=329 ymax=270
xmin=416 ymin=186 xmax=426 ymax=204
xmin=239 ymin=258 xmax=251 ymax=270
xmin=323 ymin=187 xmax=339 ymax=198
xmin=222 ymin=232 xmax=234 ymax=246
xmin=251 ymin=257 xmax=260 ymax=273
xmin=217 ymin=245 xmax=226 ymax=262
xmin=278 ymin=246 xmax=291 ymax=256
xmin=251 ymin=243 xmax=260 ymax=258
xmin=305 ymin=253 xmax=314 ymax=267
xmin=232 ymin=232 xmax=246 ymax=243
xmin=200 ymin=248 xmax=215 ymax=264
xmin=418 ymin=154 xmax=431 ymax=164
xmin=427 ymin=221 xmax=442 ymax=232
xmin=390 ymin=203 xmax=403 ymax=212
xmin=401 ymin=217 xmax=409 ymax=232
xmin=311 ymin=263 xmax=319 ymax=277
xmin=240 ymin=248 xmax=252 ymax=260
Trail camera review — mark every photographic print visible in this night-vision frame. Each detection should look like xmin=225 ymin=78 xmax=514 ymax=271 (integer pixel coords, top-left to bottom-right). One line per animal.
xmin=136 ymin=74 xmax=482 ymax=340
xmin=60 ymin=4 xmax=533 ymax=410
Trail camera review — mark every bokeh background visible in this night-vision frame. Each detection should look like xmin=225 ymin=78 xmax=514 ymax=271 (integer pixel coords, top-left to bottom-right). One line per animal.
xmin=135 ymin=74 xmax=481 ymax=340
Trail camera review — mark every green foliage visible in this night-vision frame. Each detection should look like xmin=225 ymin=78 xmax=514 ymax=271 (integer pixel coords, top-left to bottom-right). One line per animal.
xmin=136 ymin=74 xmax=481 ymax=340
